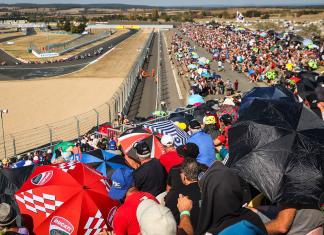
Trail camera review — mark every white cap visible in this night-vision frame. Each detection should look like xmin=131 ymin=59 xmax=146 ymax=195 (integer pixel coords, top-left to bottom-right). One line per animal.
xmin=136 ymin=199 xmax=177 ymax=235
xmin=160 ymin=135 xmax=174 ymax=147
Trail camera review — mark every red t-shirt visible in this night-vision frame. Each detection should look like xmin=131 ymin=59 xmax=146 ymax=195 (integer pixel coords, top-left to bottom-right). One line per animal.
xmin=113 ymin=191 xmax=157 ymax=235
xmin=159 ymin=150 xmax=184 ymax=173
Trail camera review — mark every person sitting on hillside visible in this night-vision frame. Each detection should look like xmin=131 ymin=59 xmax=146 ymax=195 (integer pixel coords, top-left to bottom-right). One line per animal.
xmin=165 ymin=158 xmax=201 ymax=230
xmin=187 ymin=119 xmax=215 ymax=167
xmin=133 ymin=141 xmax=167 ymax=197
xmin=108 ymin=168 xmax=158 ymax=235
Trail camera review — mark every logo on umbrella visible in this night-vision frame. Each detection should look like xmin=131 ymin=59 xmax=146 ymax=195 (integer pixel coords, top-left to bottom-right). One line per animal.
xmin=31 ymin=171 xmax=53 ymax=186
xmin=49 ymin=216 xmax=74 ymax=235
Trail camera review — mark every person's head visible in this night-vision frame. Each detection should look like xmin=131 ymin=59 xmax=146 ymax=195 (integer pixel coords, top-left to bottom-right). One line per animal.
xmin=0 ymin=203 xmax=17 ymax=230
xmin=109 ymin=168 xmax=134 ymax=202
xmin=189 ymin=119 xmax=202 ymax=133
xmin=176 ymin=143 xmax=199 ymax=159
xmin=136 ymin=199 xmax=177 ymax=235
xmin=180 ymin=158 xmax=199 ymax=185
xmin=160 ymin=135 xmax=174 ymax=150
xmin=219 ymin=114 xmax=233 ymax=126
xmin=134 ymin=141 xmax=151 ymax=162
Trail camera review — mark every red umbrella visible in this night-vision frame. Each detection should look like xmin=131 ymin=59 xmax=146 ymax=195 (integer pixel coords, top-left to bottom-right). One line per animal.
xmin=118 ymin=127 xmax=165 ymax=160
xmin=289 ymin=76 xmax=301 ymax=83
xmin=15 ymin=161 xmax=119 ymax=235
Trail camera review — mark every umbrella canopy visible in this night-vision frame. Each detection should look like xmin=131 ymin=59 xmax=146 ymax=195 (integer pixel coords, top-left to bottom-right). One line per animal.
xmin=54 ymin=141 xmax=75 ymax=152
xmin=260 ymin=32 xmax=267 ymax=37
xmin=297 ymin=71 xmax=319 ymax=99
xmin=80 ymin=149 xmax=130 ymax=178
xmin=302 ymin=38 xmax=313 ymax=47
xmin=248 ymin=69 xmax=255 ymax=75
xmin=227 ymin=99 xmax=324 ymax=207
xmin=143 ymin=120 xmax=189 ymax=147
xmin=118 ymin=128 xmax=164 ymax=160
xmin=15 ymin=162 xmax=119 ymax=234
xmin=188 ymin=64 xmax=198 ymax=69
xmin=188 ymin=94 xmax=205 ymax=105
xmin=0 ymin=165 xmax=35 ymax=226
xmin=240 ymin=86 xmax=296 ymax=111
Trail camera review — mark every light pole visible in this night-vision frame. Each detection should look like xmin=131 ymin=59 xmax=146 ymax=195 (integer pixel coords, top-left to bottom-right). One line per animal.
xmin=0 ymin=109 xmax=8 ymax=159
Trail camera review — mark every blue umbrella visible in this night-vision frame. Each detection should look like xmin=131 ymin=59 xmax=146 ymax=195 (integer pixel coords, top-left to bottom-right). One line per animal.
xmin=302 ymin=38 xmax=313 ymax=47
xmin=201 ymin=72 xmax=211 ymax=78
xmin=240 ymin=86 xmax=296 ymax=112
xmin=188 ymin=94 xmax=205 ymax=105
xmin=80 ymin=149 xmax=130 ymax=178
xmin=188 ymin=64 xmax=198 ymax=69
xmin=260 ymin=32 xmax=267 ymax=37
xmin=248 ymin=69 xmax=255 ymax=75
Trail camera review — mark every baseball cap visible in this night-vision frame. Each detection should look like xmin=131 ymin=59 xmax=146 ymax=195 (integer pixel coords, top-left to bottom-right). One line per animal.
xmin=160 ymin=135 xmax=174 ymax=147
xmin=203 ymin=115 xmax=216 ymax=125
xmin=134 ymin=141 xmax=151 ymax=158
xmin=109 ymin=168 xmax=134 ymax=201
xmin=189 ymin=119 xmax=201 ymax=130
xmin=136 ymin=199 xmax=177 ymax=235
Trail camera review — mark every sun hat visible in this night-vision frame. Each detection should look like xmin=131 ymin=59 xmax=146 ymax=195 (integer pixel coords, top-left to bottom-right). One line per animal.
xmin=109 ymin=168 xmax=134 ymax=201
xmin=203 ymin=115 xmax=216 ymax=125
xmin=161 ymin=135 xmax=174 ymax=147
xmin=0 ymin=203 xmax=17 ymax=227
xmin=136 ymin=199 xmax=177 ymax=235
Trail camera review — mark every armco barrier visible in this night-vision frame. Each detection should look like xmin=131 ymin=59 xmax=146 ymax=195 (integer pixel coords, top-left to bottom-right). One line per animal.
xmin=0 ymin=30 xmax=154 ymax=160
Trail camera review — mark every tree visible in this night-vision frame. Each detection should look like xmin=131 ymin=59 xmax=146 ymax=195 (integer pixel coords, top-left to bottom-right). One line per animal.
xmin=63 ymin=20 xmax=71 ymax=32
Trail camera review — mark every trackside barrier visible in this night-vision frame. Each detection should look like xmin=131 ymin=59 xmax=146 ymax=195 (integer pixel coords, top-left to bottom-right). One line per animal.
xmin=0 ymin=30 xmax=154 ymax=160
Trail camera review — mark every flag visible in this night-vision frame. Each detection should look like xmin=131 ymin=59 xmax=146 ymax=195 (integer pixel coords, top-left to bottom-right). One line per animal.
xmin=143 ymin=120 xmax=189 ymax=147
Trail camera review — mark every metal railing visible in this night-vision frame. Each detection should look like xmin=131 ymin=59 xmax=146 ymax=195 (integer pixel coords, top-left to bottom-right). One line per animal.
xmin=0 ymin=30 xmax=154 ymax=159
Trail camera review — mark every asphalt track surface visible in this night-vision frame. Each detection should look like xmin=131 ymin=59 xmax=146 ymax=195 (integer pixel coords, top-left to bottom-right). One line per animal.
xmin=0 ymin=29 xmax=136 ymax=80
xmin=127 ymin=32 xmax=158 ymax=120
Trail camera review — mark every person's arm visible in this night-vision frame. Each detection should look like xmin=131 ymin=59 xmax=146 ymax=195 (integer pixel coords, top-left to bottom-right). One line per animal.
xmin=177 ymin=194 xmax=194 ymax=235
xmin=265 ymin=207 xmax=297 ymax=235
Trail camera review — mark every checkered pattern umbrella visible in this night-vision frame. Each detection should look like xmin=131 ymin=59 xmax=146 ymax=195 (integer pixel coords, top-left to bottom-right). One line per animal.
xmin=15 ymin=161 xmax=119 ymax=235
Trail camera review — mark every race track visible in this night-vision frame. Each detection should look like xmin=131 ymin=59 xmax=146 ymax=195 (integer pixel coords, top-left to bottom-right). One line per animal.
xmin=0 ymin=29 xmax=136 ymax=80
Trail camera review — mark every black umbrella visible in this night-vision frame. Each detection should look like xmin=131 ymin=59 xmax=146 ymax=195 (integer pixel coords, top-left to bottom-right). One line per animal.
xmin=0 ymin=165 xmax=35 ymax=226
xmin=227 ymin=99 xmax=324 ymax=207
xmin=297 ymin=71 xmax=319 ymax=99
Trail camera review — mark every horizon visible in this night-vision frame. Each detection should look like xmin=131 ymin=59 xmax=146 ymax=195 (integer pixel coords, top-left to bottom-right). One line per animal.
xmin=1 ymin=0 xmax=324 ymax=7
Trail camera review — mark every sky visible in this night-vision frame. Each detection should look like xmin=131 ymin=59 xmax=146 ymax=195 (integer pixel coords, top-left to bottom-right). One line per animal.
xmin=2 ymin=0 xmax=324 ymax=6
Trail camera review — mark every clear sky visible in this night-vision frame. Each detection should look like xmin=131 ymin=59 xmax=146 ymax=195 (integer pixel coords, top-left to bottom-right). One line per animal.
xmin=2 ymin=0 xmax=324 ymax=6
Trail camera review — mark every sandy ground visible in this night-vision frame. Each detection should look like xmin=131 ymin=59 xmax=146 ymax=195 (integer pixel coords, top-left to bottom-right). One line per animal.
xmin=0 ymin=29 xmax=151 ymax=158
xmin=0 ymin=31 xmax=24 ymax=39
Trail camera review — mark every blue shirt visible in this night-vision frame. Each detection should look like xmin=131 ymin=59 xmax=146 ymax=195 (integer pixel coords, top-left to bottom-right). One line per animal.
xmin=187 ymin=131 xmax=215 ymax=167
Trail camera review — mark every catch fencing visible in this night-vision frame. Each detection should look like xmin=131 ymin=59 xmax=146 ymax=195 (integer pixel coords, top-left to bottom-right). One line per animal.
xmin=0 ymin=31 xmax=154 ymax=160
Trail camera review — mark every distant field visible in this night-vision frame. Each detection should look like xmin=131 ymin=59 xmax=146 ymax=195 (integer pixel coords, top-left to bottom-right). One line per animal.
xmin=0 ymin=29 xmax=125 ymax=62
xmin=0 ymin=31 xmax=24 ymax=40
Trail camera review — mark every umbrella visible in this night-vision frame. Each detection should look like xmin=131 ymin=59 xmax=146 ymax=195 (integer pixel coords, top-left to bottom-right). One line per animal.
xmin=0 ymin=165 xmax=35 ymax=226
xmin=260 ymin=32 xmax=267 ymax=37
xmin=240 ymin=86 xmax=296 ymax=111
xmin=188 ymin=94 xmax=205 ymax=105
xmin=248 ymin=69 xmax=255 ymax=75
xmin=80 ymin=149 xmax=130 ymax=178
xmin=302 ymin=38 xmax=313 ymax=47
xmin=188 ymin=64 xmax=198 ymax=69
xmin=143 ymin=120 xmax=189 ymax=147
xmin=15 ymin=162 xmax=119 ymax=234
xmin=266 ymin=71 xmax=277 ymax=80
xmin=54 ymin=141 xmax=74 ymax=152
xmin=201 ymin=72 xmax=211 ymax=78
xmin=118 ymin=127 xmax=164 ymax=160
xmin=227 ymin=99 xmax=324 ymax=207
xmin=296 ymin=71 xmax=319 ymax=99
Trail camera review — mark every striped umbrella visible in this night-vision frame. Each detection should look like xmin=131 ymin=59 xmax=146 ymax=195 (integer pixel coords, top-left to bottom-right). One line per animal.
xmin=118 ymin=127 xmax=165 ymax=160
xmin=143 ymin=120 xmax=189 ymax=147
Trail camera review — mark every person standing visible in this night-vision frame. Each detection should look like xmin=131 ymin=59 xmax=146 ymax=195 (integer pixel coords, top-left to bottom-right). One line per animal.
xmin=234 ymin=79 xmax=239 ymax=92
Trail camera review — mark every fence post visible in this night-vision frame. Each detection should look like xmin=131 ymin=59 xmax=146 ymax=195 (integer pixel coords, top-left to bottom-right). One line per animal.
xmin=93 ymin=108 xmax=99 ymax=131
xmin=47 ymin=124 xmax=53 ymax=147
xmin=74 ymin=116 xmax=80 ymax=139
xmin=105 ymin=102 xmax=111 ymax=123
xmin=10 ymin=135 xmax=16 ymax=158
